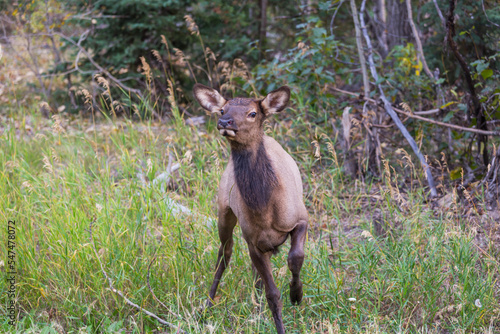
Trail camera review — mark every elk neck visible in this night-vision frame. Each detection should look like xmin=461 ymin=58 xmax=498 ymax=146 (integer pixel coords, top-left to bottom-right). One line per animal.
xmin=229 ymin=133 xmax=278 ymax=211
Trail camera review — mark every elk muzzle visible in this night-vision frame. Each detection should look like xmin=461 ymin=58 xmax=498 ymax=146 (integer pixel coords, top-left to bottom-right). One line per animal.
xmin=217 ymin=118 xmax=237 ymax=137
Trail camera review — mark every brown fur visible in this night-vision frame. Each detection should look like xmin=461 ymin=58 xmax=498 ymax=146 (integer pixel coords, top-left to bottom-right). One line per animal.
xmin=193 ymin=84 xmax=308 ymax=334
xmin=231 ymin=141 xmax=278 ymax=211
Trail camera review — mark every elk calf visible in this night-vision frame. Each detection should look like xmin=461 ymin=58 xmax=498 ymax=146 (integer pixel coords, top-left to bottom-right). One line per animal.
xmin=193 ymin=84 xmax=308 ymax=334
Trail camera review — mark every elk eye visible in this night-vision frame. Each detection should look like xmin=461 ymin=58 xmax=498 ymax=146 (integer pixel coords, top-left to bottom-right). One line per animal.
xmin=249 ymin=112 xmax=257 ymax=118
xmin=220 ymin=109 xmax=224 ymax=115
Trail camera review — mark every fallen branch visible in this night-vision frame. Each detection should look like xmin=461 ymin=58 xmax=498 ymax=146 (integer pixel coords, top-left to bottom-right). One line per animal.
xmin=88 ymin=218 xmax=185 ymax=333
xmin=332 ymin=87 xmax=500 ymax=136
xmin=137 ymin=155 xmax=215 ymax=228
xmin=359 ymin=0 xmax=437 ymax=197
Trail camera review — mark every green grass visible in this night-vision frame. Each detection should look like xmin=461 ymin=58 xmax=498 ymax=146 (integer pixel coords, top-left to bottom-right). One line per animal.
xmin=1 ymin=108 xmax=499 ymax=333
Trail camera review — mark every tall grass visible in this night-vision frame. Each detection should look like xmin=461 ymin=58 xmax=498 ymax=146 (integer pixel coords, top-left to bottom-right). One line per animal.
xmin=1 ymin=98 xmax=499 ymax=333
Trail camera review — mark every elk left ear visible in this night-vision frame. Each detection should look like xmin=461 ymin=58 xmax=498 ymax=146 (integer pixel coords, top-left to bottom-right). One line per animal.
xmin=261 ymin=86 xmax=290 ymax=115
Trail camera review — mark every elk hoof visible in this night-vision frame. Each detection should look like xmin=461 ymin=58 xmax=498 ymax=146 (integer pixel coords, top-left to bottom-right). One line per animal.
xmin=289 ymin=281 xmax=303 ymax=305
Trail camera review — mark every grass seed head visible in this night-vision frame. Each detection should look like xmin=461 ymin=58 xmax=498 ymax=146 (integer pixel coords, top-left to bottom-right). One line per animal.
xmin=139 ymin=57 xmax=152 ymax=85
xmin=167 ymin=79 xmax=177 ymax=110
xmin=173 ymin=48 xmax=187 ymax=67
xmin=147 ymin=158 xmax=153 ymax=174
xmin=312 ymin=140 xmax=321 ymax=158
xmin=51 ymin=114 xmax=65 ymax=134
xmin=42 ymin=155 xmax=53 ymax=174
xmin=94 ymin=74 xmax=110 ymax=91
xmin=184 ymin=15 xmax=199 ymax=36
xmin=205 ymin=47 xmax=216 ymax=61
xmin=233 ymin=58 xmax=249 ymax=80
xmin=22 ymin=181 xmax=33 ymax=193
xmin=152 ymin=49 xmax=162 ymax=63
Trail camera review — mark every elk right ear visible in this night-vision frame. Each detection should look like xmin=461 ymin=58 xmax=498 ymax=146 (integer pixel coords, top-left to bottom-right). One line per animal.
xmin=193 ymin=84 xmax=226 ymax=113
xmin=260 ymin=86 xmax=291 ymax=115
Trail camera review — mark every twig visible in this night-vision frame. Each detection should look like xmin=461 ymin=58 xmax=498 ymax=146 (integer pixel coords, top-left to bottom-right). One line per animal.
xmin=88 ymin=218 xmax=185 ymax=333
xmin=332 ymin=87 xmax=500 ymax=136
xmin=359 ymin=0 xmax=438 ymax=197
xmin=412 ymin=108 xmax=441 ymax=115
xmin=393 ymin=107 xmax=500 ymax=136
xmin=330 ymin=0 xmax=346 ymax=36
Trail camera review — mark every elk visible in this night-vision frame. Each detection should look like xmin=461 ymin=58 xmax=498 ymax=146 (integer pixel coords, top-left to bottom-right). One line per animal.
xmin=193 ymin=84 xmax=308 ymax=334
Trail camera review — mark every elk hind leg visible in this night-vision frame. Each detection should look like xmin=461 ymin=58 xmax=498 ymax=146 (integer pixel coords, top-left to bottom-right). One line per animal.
xmin=248 ymin=245 xmax=285 ymax=334
xmin=288 ymin=220 xmax=307 ymax=305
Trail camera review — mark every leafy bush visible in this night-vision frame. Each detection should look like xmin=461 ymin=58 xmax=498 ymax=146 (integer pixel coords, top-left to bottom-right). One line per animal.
xmin=382 ymin=43 xmax=434 ymax=107
xmin=251 ymin=12 xmax=347 ymax=121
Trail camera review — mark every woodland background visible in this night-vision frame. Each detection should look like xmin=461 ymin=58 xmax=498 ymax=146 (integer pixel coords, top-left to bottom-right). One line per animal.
xmin=0 ymin=0 xmax=500 ymax=333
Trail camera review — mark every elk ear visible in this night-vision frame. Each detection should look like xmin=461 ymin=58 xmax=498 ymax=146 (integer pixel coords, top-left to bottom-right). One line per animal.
xmin=193 ymin=83 xmax=226 ymax=113
xmin=261 ymin=86 xmax=290 ymax=115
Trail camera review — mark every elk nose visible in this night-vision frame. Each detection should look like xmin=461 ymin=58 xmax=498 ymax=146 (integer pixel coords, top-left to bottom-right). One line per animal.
xmin=218 ymin=118 xmax=234 ymax=128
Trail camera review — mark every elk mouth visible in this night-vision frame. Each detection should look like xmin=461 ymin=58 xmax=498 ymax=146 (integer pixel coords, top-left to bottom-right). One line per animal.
xmin=219 ymin=128 xmax=237 ymax=137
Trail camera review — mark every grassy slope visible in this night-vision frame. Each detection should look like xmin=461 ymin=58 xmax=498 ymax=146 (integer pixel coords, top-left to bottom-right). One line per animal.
xmin=0 ymin=108 xmax=499 ymax=334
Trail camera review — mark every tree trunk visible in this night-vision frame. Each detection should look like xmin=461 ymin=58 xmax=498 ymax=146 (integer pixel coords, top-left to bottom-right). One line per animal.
xmin=373 ymin=0 xmax=389 ymax=58
xmin=386 ymin=0 xmax=411 ymax=50
xmin=350 ymin=0 xmax=370 ymax=97
xmin=446 ymin=0 xmax=489 ymax=166
xmin=350 ymin=0 xmax=380 ymax=175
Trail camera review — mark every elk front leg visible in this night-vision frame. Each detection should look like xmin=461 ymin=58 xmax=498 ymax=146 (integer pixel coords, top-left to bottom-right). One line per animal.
xmin=207 ymin=208 xmax=237 ymax=307
xmin=288 ymin=220 xmax=307 ymax=305
xmin=248 ymin=245 xmax=285 ymax=334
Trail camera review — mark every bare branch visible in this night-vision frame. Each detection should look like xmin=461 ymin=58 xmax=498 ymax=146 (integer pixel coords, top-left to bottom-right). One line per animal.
xmin=432 ymin=0 xmax=446 ymax=28
xmin=88 ymin=218 xmax=185 ymax=333
xmin=330 ymin=0 xmax=346 ymax=36
xmin=332 ymin=87 xmax=500 ymax=136
xmin=49 ymin=32 xmax=143 ymax=96
xmin=359 ymin=0 xmax=437 ymax=197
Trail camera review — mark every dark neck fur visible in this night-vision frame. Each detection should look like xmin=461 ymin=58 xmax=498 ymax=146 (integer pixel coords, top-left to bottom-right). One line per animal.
xmin=231 ymin=139 xmax=278 ymax=211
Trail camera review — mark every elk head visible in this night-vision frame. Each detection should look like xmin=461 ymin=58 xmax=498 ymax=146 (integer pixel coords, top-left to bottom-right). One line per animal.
xmin=193 ymin=84 xmax=290 ymax=146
